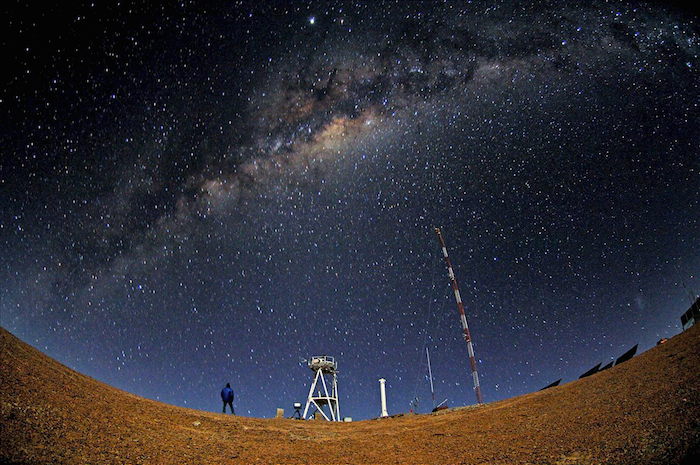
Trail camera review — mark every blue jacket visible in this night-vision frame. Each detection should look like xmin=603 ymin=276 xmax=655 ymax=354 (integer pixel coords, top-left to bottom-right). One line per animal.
xmin=221 ymin=387 xmax=234 ymax=403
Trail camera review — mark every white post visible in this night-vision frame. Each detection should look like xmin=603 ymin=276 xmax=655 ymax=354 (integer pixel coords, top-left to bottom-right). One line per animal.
xmin=379 ymin=378 xmax=388 ymax=417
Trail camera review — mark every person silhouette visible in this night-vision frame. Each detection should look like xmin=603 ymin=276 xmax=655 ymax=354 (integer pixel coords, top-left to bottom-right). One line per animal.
xmin=221 ymin=383 xmax=235 ymax=414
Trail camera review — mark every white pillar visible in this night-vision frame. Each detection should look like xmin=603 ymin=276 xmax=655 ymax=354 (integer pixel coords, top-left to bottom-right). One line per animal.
xmin=379 ymin=378 xmax=388 ymax=417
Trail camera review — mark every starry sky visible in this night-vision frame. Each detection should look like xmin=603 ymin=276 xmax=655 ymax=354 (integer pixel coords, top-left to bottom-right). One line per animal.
xmin=2 ymin=1 xmax=699 ymax=420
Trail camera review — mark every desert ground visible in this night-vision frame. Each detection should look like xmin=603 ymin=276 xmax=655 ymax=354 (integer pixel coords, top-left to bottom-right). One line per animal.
xmin=1 ymin=325 xmax=699 ymax=464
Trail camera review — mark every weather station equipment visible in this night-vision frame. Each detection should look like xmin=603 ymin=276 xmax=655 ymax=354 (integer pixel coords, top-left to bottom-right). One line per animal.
xmin=290 ymin=402 xmax=303 ymax=419
xmin=302 ymin=355 xmax=341 ymax=421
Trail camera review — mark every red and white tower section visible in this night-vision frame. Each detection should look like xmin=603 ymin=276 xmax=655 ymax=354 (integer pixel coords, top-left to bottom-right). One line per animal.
xmin=434 ymin=227 xmax=484 ymax=405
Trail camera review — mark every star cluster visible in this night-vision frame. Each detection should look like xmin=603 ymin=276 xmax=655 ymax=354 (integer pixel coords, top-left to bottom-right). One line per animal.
xmin=2 ymin=1 xmax=698 ymax=419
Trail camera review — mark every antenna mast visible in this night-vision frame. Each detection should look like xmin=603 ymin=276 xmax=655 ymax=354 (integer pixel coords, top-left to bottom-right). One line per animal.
xmin=426 ymin=347 xmax=435 ymax=408
xmin=434 ymin=227 xmax=484 ymax=404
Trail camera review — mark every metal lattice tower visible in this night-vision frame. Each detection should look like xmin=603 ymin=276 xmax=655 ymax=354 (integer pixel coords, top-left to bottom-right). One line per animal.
xmin=302 ymin=355 xmax=341 ymax=421
xmin=434 ymin=227 xmax=484 ymax=404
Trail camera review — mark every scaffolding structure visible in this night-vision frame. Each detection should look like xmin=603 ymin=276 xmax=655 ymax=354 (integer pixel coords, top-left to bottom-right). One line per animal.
xmin=302 ymin=355 xmax=340 ymax=421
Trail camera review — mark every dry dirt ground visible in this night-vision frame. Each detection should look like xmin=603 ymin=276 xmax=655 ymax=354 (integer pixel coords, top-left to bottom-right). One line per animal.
xmin=1 ymin=325 xmax=699 ymax=464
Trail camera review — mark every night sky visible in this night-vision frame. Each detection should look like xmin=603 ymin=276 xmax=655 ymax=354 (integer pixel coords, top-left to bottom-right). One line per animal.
xmin=2 ymin=1 xmax=698 ymax=420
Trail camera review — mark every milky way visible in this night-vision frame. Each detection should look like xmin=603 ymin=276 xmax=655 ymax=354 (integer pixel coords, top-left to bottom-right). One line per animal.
xmin=2 ymin=1 xmax=698 ymax=419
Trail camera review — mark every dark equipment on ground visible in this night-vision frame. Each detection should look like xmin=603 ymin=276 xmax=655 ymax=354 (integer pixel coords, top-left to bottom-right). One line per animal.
xmin=431 ymin=398 xmax=449 ymax=413
xmin=600 ymin=361 xmax=614 ymax=371
xmin=615 ymin=344 xmax=638 ymax=366
xmin=579 ymin=362 xmax=602 ymax=379
xmin=290 ymin=402 xmax=302 ymax=420
xmin=681 ymin=297 xmax=700 ymax=331
xmin=540 ymin=378 xmax=562 ymax=390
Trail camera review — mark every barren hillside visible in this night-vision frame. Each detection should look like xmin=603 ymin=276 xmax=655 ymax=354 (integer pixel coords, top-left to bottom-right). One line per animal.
xmin=1 ymin=325 xmax=699 ymax=464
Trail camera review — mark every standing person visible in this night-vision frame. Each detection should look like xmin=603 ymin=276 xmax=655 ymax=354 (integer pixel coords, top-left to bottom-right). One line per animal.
xmin=221 ymin=383 xmax=235 ymax=414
